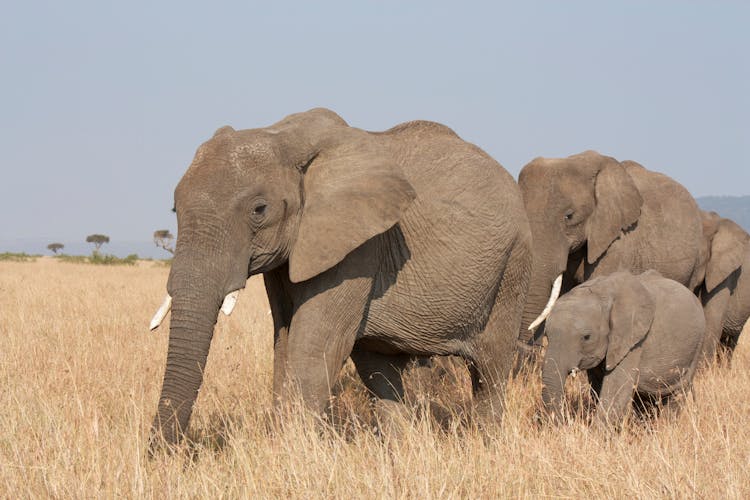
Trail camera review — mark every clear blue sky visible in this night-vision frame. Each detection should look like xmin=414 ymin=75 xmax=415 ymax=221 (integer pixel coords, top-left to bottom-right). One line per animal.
xmin=1 ymin=1 xmax=748 ymax=254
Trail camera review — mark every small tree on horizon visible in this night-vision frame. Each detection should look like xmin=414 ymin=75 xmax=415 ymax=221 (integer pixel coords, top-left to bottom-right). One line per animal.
xmin=47 ymin=243 xmax=64 ymax=254
xmin=86 ymin=234 xmax=110 ymax=252
xmin=153 ymin=229 xmax=175 ymax=255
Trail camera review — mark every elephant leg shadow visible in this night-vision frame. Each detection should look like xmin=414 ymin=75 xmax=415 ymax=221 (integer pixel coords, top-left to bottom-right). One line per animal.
xmin=350 ymin=348 xmax=412 ymax=436
xmin=349 ymin=349 xmax=469 ymax=435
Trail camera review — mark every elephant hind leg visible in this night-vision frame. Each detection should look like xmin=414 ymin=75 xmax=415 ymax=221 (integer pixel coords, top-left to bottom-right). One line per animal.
xmin=468 ymin=234 xmax=532 ymax=420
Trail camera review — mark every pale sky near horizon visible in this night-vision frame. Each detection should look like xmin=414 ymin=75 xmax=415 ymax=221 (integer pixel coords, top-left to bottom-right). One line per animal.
xmin=1 ymin=1 xmax=748 ymax=252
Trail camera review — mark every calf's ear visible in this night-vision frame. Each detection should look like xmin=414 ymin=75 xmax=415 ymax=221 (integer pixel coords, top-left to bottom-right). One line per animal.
xmin=605 ymin=273 xmax=655 ymax=371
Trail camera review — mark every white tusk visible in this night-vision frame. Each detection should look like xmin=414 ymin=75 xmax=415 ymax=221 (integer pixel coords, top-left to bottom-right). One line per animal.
xmin=528 ymin=274 xmax=563 ymax=331
xmin=149 ymin=294 xmax=172 ymax=331
xmin=221 ymin=290 xmax=240 ymax=316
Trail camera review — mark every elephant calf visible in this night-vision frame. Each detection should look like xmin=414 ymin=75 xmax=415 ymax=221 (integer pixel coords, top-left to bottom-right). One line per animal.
xmin=541 ymin=271 xmax=705 ymax=426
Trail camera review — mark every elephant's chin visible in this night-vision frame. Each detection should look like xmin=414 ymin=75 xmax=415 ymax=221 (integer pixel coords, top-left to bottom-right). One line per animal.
xmin=579 ymin=357 xmax=601 ymax=371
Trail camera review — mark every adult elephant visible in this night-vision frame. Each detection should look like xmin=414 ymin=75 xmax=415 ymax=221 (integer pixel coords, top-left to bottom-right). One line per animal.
xmin=697 ymin=210 xmax=750 ymax=361
xmin=148 ymin=108 xmax=532 ymax=446
xmin=516 ymin=151 xmax=704 ymax=355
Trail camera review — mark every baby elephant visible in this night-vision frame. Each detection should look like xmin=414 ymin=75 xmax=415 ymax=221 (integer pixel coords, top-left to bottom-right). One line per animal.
xmin=541 ymin=271 xmax=706 ymax=426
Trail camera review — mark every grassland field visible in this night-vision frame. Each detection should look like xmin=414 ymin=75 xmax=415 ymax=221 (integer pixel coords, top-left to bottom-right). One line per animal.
xmin=1 ymin=257 xmax=749 ymax=497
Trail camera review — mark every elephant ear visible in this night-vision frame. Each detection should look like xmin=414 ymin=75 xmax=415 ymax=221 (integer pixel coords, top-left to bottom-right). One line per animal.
xmin=705 ymin=217 xmax=750 ymax=292
xmin=605 ymin=273 xmax=655 ymax=371
xmin=586 ymin=159 xmax=643 ymax=264
xmin=288 ymin=140 xmax=417 ymax=283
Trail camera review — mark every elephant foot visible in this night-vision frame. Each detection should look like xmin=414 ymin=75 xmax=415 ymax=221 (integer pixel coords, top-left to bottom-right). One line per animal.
xmin=372 ymin=399 xmax=412 ymax=440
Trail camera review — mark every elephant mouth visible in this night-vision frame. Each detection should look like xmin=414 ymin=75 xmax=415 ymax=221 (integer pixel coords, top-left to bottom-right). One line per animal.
xmin=149 ymin=289 xmax=242 ymax=331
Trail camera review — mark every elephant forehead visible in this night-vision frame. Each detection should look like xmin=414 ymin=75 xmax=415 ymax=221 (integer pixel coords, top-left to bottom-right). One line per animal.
xmin=553 ymin=292 xmax=601 ymax=320
xmin=192 ymin=129 xmax=277 ymax=165
xmin=227 ymin=141 xmax=276 ymax=164
xmin=518 ymin=160 xmax=550 ymax=188
xmin=183 ymin=143 xmax=278 ymax=188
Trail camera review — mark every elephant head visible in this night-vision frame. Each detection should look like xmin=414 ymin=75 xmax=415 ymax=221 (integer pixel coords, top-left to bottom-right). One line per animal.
xmin=517 ymin=151 xmax=643 ymax=346
xmin=541 ymin=272 xmax=655 ymax=420
xmin=700 ymin=210 xmax=749 ymax=293
xmin=149 ymin=108 xmax=416 ymax=444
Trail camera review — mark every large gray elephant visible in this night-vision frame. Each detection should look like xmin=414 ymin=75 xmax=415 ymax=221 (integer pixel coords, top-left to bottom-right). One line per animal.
xmin=148 ymin=108 xmax=532 ymax=446
xmin=697 ymin=210 xmax=750 ymax=361
xmin=541 ymin=271 xmax=705 ymax=426
xmin=516 ymin=151 xmax=704 ymax=356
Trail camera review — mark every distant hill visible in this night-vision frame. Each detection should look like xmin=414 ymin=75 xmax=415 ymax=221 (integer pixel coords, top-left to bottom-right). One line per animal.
xmin=697 ymin=196 xmax=750 ymax=232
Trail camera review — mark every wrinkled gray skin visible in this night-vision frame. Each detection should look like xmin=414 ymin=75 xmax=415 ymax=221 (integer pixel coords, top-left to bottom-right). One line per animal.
xmin=517 ymin=151 xmax=704 ymax=357
xmin=152 ymin=108 xmax=531 ymax=446
xmin=697 ymin=210 xmax=750 ymax=362
xmin=542 ymin=271 xmax=705 ymax=426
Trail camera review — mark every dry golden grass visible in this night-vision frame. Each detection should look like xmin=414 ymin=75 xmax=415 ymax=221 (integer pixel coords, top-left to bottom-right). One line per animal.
xmin=2 ymin=258 xmax=750 ymax=498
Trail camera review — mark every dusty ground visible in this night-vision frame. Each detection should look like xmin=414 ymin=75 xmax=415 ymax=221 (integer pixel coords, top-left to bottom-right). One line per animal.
xmin=1 ymin=259 xmax=749 ymax=497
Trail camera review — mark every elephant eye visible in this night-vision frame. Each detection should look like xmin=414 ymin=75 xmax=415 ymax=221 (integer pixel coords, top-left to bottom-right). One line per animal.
xmin=583 ymin=334 xmax=591 ymax=341
xmin=251 ymin=201 xmax=268 ymax=219
xmin=564 ymin=210 xmax=574 ymax=221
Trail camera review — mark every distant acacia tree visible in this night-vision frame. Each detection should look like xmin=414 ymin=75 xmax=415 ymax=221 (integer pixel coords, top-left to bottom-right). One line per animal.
xmin=86 ymin=234 xmax=110 ymax=252
xmin=47 ymin=243 xmax=64 ymax=254
xmin=153 ymin=229 xmax=175 ymax=255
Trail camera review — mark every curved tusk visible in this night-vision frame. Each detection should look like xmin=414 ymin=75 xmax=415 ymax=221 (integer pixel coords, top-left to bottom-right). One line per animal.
xmin=149 ymin=294 xmax=172 ymax=331
xmin=528 ymin=274 xmax=563 ymax=331
xmin=221 ymin=290 xmax=240 ymax=316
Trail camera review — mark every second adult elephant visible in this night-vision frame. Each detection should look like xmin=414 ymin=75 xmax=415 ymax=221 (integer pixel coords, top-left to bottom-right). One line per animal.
xmin=517 ymin=151 xmax=704 ymax=353
xmin=148 ymin=108 xmax=532 ymax=447
xmin=697 ymin=210 xmax=750 ymax=361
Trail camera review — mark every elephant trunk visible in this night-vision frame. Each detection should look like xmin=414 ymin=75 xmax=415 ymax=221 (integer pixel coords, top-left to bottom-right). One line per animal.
xmin=150 ymin=257 xmax=229 ymax=447
xmin=518 ymin=230 xmax=569 ymax=346
xmin=541 ymin=354 xmax=570 ymax=422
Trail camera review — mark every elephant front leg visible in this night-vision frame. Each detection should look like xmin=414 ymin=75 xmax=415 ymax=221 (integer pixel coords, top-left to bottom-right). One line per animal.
xmin=279 ymin=262 xmax=375 ymax=415
xmin=264 ymin=267 xmax=294 ymax=404
xmin=594 ymin=351 xmax=641 ymax=429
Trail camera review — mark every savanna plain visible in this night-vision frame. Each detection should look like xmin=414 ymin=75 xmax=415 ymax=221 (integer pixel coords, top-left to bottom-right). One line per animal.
xmin=2 ymin=258 xmax=749 ymax=498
